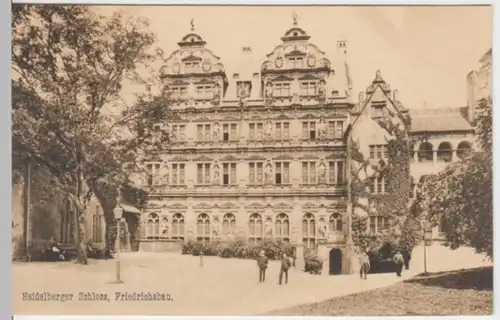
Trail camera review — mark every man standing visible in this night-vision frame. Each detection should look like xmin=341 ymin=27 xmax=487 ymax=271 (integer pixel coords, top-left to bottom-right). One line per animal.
xmin=393 ymin=250 xmax=404 ymax=277
xmin=279 ymin=253 xmax=291 ymax=285
xmin=257 ymin=250 xmax=268 ymax=283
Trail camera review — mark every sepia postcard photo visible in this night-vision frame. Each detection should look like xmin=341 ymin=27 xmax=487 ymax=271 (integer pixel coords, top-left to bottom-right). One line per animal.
xmin=11 ymin=3 xmax=494 ymax=316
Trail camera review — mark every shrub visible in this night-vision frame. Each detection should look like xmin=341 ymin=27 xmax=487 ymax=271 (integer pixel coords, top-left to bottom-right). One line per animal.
xmin=304 ymin=248 xmax=323 ymax=275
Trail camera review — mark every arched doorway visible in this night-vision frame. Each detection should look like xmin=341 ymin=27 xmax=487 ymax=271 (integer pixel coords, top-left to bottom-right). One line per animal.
xmin=329 ymin=248 xmax=343 ymax=275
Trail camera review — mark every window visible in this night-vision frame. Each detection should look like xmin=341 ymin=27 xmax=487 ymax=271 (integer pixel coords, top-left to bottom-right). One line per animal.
xmin=171 ymin=125 xmax=186 ymax=142
xmin=418 ymin=142 xmax=434 ymax=162
xmin=300 ymin=81 xmax=317 ymax=96
xmin=371 ymin=105 xmax=385 ymax=118
xmin=197 ymin=124 xmax=211 ymax=142
xmin=171 ymin=163 xmax=185 ymax=185
xmin=302 ymin=121 xmax=316 ymax=140
xmin=437 ymin=142 xmax=453 ymax=162
xmin=329 ymin=213 xmax=343 ymax=233
xmin=145 ymin=163 xmax=161 ymax=186
xmin=222 ymin=163 xmax=237 ymax=185
xmin=369 ymin=176 xmax=389 ymax=194
xmin=171 ymin=86 xmax=188 ymax=99
xmin=196 ymin=85 xmax=213 ymax=99
xmin=274 ymin=122 xmax=290 ymax=140
xmin=328 ymin=161 xmax=345 ymax=185
xmin=287 ymin=57 xmax=304 ymax=69
xmin=184 ymin=61 xmax=200 ymax=72
xmin=302 ymin=162 xmax=316 ymax=184
xmin=196 ymin=163 xmax=211 ymax=185
xmin=222 ymin=213 xmax=236 ymax=234
xmin=369 ymin=216 xmax=389 ymax=234
xmin=146 ymin=213 xmax=160 ymax=239
xmin=274 ymin=162 xmax=290 ymax=185
xmin=249 ymin=213 xmax=263 ymax=244
xmin=302 ymin=213 xmax=316 ymax=250
xmin=92 ymin=206 xmax=104 ymax=243
xmin=273 ymin=83 xmax=291 ymax=98
xmin=369 ymin=145 xmax=389 ymax=160
xmin=171 ymin=213 xmax=185 ymax=240
xmin=457 ymin=141 xmax=472 ymax=159
xmin=222 ymin=123 xmax=237 ymax=142
xmin=196 ymin=213 xmax=211 ymax=244
xmin=249 ymin=162 xmax=264 ymax=185
xmin=275 ymin=213 xmax=290 ymax=242
xmin=249 ymin=122 xmax=264 ymax=140
xmin=327 ymin=121 xmax=344 ymax=139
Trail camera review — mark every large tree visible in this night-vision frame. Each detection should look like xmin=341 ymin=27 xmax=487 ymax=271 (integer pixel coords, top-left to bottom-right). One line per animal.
xmin=12 ymin=5 xmax=170 ymax=263
xmin=419 ymin=98 xmax=493 ymax=259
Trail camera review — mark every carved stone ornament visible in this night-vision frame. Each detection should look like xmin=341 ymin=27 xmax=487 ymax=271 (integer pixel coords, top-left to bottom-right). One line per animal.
xmin=265 ymin=120 xmax=273 ymax=139
xmin=317 ymin=117 xmax=327 ymax=138
xmin=159 ymin=163 xmax=170 ymax=185
xmin=275 ymin=56 xmax=283 ymax=68
xmin=202 ymin=59 xmax=212 ymax=72
xmin=317 ymin=161 xmax=327 ymax=181
xmin=318 ymin=80 xmax=326 ymax=99
xmin=172 ymin=62 xmax=180 ymax=74
xmin=307 ymin=54 xmax=316 ymax=67
xmin=264 ymin=220 xmax=273 ymax=237
xmin=212 ymin=84 xmax=221 ymax=105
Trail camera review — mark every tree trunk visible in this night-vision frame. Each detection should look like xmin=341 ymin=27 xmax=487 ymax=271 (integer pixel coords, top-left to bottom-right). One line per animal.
xmin=72 ymin=195 xmax=88 ymax=265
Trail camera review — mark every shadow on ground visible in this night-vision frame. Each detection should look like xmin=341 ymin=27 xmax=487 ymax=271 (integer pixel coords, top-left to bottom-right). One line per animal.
xmin=405 ymin=267 xmax=493 ymax=291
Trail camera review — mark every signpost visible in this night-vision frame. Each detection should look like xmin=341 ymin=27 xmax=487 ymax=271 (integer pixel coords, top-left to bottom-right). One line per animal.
xmin=111 ymin=205 xmax=124 ymax=284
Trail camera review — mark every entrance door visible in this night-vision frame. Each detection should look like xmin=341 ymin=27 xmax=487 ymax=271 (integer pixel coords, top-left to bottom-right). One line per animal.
xmin=329 ymin=248 xmax=343 ymax=275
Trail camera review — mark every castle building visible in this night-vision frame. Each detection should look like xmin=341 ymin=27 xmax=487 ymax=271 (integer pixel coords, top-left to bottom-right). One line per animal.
xmin=131 ymin=20 xmax=478 ymax=275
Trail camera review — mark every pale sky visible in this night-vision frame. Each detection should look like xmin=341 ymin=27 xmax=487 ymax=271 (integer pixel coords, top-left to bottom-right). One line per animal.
xmin=97 ymin=5 xmax=492 ymax=110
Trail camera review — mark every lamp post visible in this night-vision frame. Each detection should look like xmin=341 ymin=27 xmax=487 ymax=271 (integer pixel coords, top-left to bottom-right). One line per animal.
xmin=111 ymin=204 xmax=124 ymax=284
xmin=421 ymin=220 xmax=431 ymax=275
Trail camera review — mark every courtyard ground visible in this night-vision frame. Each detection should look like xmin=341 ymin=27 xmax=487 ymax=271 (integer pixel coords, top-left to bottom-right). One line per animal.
xmin=265 ymin=266 xmax=493 ymax=316
xmin=12 ymin=244 xmax=492 ymax=316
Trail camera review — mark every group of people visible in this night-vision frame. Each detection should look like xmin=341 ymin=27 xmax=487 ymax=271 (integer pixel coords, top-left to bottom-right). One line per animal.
xmin=359 ymin=249 xmax=406 ymax=280
xmin=256 ymin=250 xmax=291 ymax=285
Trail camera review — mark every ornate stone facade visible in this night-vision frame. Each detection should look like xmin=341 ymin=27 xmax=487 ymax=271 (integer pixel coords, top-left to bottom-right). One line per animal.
xmin=135 ymin=20 xmax=477 ymax=274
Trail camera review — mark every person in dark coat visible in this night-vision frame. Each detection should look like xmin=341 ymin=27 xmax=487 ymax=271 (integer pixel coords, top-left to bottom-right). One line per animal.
xmin=359 ymin=251 xmax=371 ymax=280
xmin=279 ymin=253 xmax=291 ymax=285
xmin=393 ymin=250 xmax=405 ymax=277
xmin=256 ymin=250 xmax=268 ymax=283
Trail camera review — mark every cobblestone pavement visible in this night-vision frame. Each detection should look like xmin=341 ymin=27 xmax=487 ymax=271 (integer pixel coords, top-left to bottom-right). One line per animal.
xmin=12 ymin=245 xmax=491 ymax=316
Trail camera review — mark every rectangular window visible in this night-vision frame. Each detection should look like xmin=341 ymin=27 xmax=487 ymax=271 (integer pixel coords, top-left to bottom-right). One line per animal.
xmin=371 ymin=105 xmax=385 ymax=118
xmin=223 ymin=124 xmax=230 ymax=142
xmin=302 ymin=121 xmax=317 ymax=140
xmin=256 ymin=123 xmax=263 ymax=140
xmin=328 ymin=161 xmax=346 ymax=185
xmin=196 ymin=163 xmax=211 ymax=184
xmin=274 ymin=162 xmax=290 ymax=185
xmin=274 ymin=122 xmax=290 ymax=140
xmin=326 ymin=121 xmax=344 ymax=138
xmin=171 ymin=86 xmax=188 ymax=99
xmin=248 ymin=162 xmax=264 ymax=185
xmin=197 ymin=124 xmax=211 ymax=142
xmin=249 ymin=122 xmax=264 ymax=140
xmin=145 ymin=163 xmax=161 ymax=186
xmin=171 ymin=163 xmax=186 ymax=185
xmin=300 ymin=81 xmax=317 ymax=96
xmin=369 ymin=145 xmax=389 ymax=160
xmin=370 ymin=176 xmax=388 ymax=194
xmin=249 ymin=123 xmax=255 ymax=140
xmin=273 ymin=83 xmax=291 ymax=98
xmin=302 ymin=162 xmax=316 ymax=184
xmin=288 ymin=57 xmax=304 ymax=69
xmin=222 ymin=163 xmax=237 ymax=185
xmin=370 ymin=216 xmax=388 ymax=234
xmin=171 ymin=125 xmax=186 ymax=142
xmin=230 ymin=124 xmax=237 ymax=140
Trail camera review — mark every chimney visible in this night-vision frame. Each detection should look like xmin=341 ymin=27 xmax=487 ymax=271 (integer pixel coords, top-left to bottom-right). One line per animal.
xmin=393 ymin=89 xmax=399 ymax=101
xmin=359 ymin=91 xmax=365 ymax=105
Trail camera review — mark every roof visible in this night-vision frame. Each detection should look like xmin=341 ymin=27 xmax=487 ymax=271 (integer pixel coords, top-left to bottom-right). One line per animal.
xmin=409 ymin=107 xmax=473 ymax=133
xmin=118 ymin=203 xmax=141 ymax=215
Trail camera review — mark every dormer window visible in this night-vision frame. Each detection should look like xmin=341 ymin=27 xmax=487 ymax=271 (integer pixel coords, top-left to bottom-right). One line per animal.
xmin=287 ymin=57 xmax=304 ymax=69
xmin=273 ymin=83 xmax=291 ymax=98
xmin=300 ymin=81 xmax=317 ymax=96
xmin=196 ymin=85 xmax=213 ymax=99
xmin=184 ymin=61 xmax=200 ymax=72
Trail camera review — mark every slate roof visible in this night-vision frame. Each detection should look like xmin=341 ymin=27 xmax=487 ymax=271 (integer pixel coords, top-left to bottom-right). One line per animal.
xmin=409 ymin=107 xmax=473 ymax=133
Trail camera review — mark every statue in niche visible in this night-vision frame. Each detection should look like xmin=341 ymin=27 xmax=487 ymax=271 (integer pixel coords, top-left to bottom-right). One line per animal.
xmin=318 ymin=161 xmax=327 ymax=181
xmin=212 ymin=122 xmax=221 ymax=141
xmin=213 ymin=164 xmax=221 ymax=183
xmin=264 ymin=162 xmax=273 ymax=181
xmin=317 ymin=117 xmax=327 ymax=138
xmin=161 ymin=218 xmax=169 ymax=237
xmin=265 ymin=82 xmax=273 ymax=99
xmin=318 ymin=80 xmax=326 ymax=99
xmin=318 ymin=220 xmax=327 ymax=238
xmin=212 ymin=219 xmax=220 ymax=238
xmin=212 ymin=84 xmax=221 ymax=104
xmin=265 ymin=120 xmax=273 ymax=139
